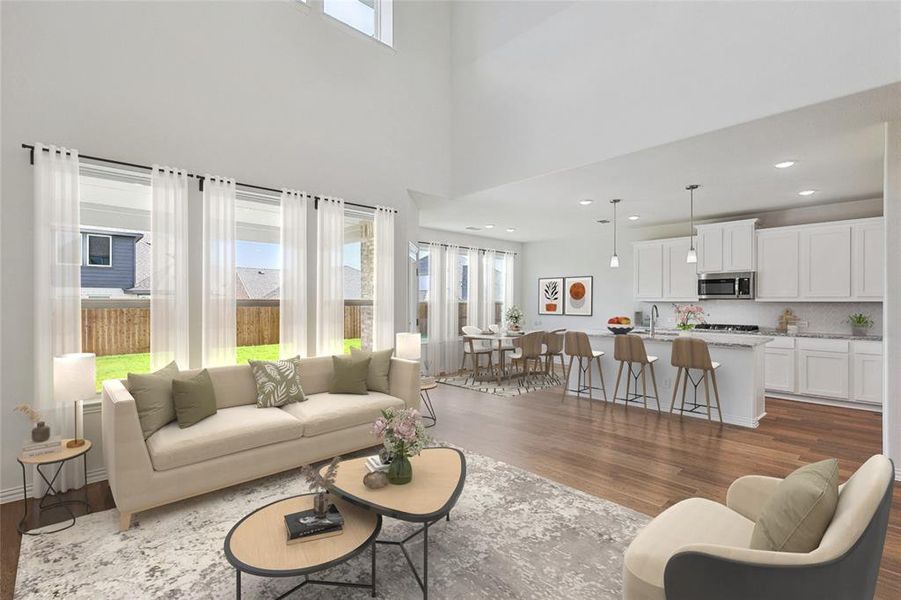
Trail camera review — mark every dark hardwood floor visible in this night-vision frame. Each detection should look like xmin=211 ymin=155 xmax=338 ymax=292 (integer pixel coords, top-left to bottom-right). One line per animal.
xmin=2 ymin=385 xmax=898 ymax=599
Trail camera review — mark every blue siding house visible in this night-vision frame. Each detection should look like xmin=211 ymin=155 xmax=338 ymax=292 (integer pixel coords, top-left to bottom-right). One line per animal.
xmin=80 ymin=229 xmax=144 ymax=291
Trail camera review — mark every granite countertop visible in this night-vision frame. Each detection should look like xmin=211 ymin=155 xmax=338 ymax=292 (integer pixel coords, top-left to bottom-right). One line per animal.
xmin=753 ymin=327 xmax=882 ymax=342
xmin=587 ymin=329 xmax=773 ymax=349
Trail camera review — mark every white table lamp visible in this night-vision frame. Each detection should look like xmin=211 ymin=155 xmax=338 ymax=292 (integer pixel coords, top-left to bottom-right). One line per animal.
xmin=395 ymin=333 xmax=422 ymax=361
xmin=54 ymin=352 xmax=96 ymax=448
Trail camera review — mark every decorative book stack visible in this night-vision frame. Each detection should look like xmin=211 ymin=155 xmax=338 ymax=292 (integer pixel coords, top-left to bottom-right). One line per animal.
xmin=21 ymin=438 xmax=62 ymax=459
xmin=284 ymin=504 xmax=344 ymax=544
xmin=365 ymin=456 xmax=390 ymax=474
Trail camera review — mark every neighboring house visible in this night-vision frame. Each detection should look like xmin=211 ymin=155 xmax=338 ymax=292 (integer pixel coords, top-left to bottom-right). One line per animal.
xmin=236 ymin=267 xmax=280 ymax=300
xmin=80 ymin=228 xmax=144 ymax=298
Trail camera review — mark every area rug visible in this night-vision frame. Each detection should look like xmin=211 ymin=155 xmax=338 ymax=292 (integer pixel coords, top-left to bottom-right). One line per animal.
xmin=438 ymin=373 xmax=561 ymax=397
xmin=15 ymin=449 xmax=649 ymax=599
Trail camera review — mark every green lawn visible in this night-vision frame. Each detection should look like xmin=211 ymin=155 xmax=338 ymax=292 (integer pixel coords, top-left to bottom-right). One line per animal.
xmin=94 ymin=339 xmax=362 ymax=391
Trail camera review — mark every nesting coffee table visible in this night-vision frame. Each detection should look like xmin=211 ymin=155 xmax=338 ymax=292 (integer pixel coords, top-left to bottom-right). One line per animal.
xmin=324 ymin=447 xmax=467 ymax=600
xmin=224 ymin=494 xmax=381 ymax=599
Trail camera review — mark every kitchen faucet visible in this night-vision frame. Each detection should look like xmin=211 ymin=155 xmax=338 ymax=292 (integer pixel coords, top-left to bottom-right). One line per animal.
xmin=650 ymin=304 xmax=659 ymax=337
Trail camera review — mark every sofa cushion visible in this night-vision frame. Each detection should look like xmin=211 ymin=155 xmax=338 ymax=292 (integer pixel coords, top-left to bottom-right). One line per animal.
xmin=751 ymin=458 xmax=839 ymax=552
xmin=623 ymin=498 xmax=755 ymax=600
xmin=128 ymin=361 xmax=180 ymax=439
xmin=172 ymin=369 xmax=217 ymax=428
xmin=296 ymin=356 xmax=334 ymax=395
xmin=179 ymin=364 xmax=258 ymax=410
xmin=350 ymin=347 xmax=393 ymax=393
xmin=249 ymin=357 xmax=305 ymax=407
xmin=146 ymin=404 xmax=304 ymax=471
xmin=281 ymin=392 xmax=404 ymax=437
xmin=329 ymin=355 xmax=371 ymax=395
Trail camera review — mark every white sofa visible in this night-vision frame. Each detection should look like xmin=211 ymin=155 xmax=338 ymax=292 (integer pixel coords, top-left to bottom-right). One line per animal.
xmin=102 ymin=355 xmax=420 ymax=530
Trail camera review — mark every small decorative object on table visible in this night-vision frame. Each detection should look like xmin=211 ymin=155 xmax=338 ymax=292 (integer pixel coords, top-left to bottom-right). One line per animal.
xmin=301 ymin=456 xmax=341 ymax=517
xmin=283 ymin=503 xmax=344 ymax=544
xmin=371 ymin=407 xmax=430 ymax=485
xmin=848 ymin=313 xmax=874 ymax=337
xmin=363 ymin=471 xmax=389 ymax=489
xmin=505 ymin=305 xmax=524 ymax=332
xmin=674 ymin=304 xmax=706 ymax=334
xmin=607 ymin=315 xmax=634 ymax=334
xmin=777 ymin=308 xmax=799 ymax=333
xmin=14 ymin=404 xmax=49 ymax=443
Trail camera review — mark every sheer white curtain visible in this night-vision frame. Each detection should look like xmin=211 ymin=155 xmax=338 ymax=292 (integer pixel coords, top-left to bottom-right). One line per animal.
xmin=202 ymin=176 xmax=237 ymax=367
xmin=503 ymin=251 xmax=516 ymax=320
xmin=150 ymin=166 xmax=190 ymax=370
xmin=480 ymin=250 xmax=497 ymax=328
xmin=466 ymin=247 xmax=481 ymax=329
xmin=33 ymin=143 xmax=84 ymax=494
xmin=373 ymin=206 xmax=395 ymax=351
xmin=425 ymin=244 xmax=460 ymax=375
xmin=317 ymin=197 xmax=345 ymax=356
xmin=280 ymin=190 xmax=308 ymax=359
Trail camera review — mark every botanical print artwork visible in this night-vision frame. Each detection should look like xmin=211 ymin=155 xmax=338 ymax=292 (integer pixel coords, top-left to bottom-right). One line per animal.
xmin=564 ymin=276 xmax=593 ymax=316
xmin=538 ymin=277 xmax=564 ymax=315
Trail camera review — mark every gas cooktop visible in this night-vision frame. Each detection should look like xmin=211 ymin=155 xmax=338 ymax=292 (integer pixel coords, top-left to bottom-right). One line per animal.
xmin=694 ymin=323 xmax=760 ymax=332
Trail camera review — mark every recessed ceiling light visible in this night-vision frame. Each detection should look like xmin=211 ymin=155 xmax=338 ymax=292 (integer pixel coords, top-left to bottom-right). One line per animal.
xmin=465 ymin=226 xmax=481 ymax=231
xmin=505 ymin=227 xmax=516 ymax=233
xmin=774 ymin=161 xmax=796 ymax=169
xmin=628 ymin=215 xmax=640 ymax=221
xmin=484 ymin=224 xmax=495 ymax=229
xmin=579 ymin=199 xmax=593 ymax=206
xmin=798 ymin=189 xmax=816 ymax=196
xmin=596 ymin=219 xmax=610 ymax=224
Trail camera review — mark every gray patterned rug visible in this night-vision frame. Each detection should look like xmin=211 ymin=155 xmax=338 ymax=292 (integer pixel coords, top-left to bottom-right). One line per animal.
xmin=15 ymin=449 xmax=648 ymax=599
xmin=438 ymin=373 xmax=561 ymax=397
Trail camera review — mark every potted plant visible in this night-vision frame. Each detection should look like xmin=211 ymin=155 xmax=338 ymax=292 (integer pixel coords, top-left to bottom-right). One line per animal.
xmin=371 ymin=407 xmax=430 ymax=485
xmin=505 ymin=305 xmax=524 ymax=332
xmin=14 ymin=403 xmax=49 ymax=443
xmin=673 ymin=304 xmax=706 ymax=334
xmin=848 ymin=313 xmax=874 ymax=337
xmin=301 ymin=457 xmax=341 ymax=516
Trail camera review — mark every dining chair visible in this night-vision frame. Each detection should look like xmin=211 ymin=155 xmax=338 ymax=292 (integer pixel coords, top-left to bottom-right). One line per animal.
xmin=508 ymin=331 xmax=546 ymax=386
xmin=541 ymin=330 xmax=566 ymax=380
xmin=488 ymin=324 xmax=500 ymax=334
xmin=563 ymin=331 xmax=607 ymax=403
xmin=461 ymin=325 xmax=494 ymax=384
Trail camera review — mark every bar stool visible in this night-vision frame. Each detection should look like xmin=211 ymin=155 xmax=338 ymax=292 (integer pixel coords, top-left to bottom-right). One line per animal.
xmin=563 ymin=331 xmax=607 ymax=403
xmin=612 ymin=334 xmax=661 ymax=412
xmin=541 ymin=330 xmax=566 ymax=380
xmin=670 ymin=337 xmax=723 ymax=422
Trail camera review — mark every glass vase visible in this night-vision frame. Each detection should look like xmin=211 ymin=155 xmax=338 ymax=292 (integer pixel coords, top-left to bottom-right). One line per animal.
xmin=388 ymin=455 xmax=413 ymax=485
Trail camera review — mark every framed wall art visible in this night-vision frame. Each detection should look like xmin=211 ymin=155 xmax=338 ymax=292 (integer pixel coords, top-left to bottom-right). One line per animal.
xmin=563 ymin=276 xmax=593 ymax=316
xmin=538 ymin=277 xmax=564 ymax=315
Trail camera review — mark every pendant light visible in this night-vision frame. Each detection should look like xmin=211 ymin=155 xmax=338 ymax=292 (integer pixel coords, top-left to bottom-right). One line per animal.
xmin=685 ymin=185 xmax=699 ymax=264
xmin=609 ymin=198 xmax=621 ymax=268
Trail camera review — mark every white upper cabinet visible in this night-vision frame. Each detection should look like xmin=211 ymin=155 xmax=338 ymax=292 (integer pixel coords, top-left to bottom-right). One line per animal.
xmin=696 ymin=219 xmax=756 ymax=273
xmin=852 ymin=220 xmax=884 ymax=299
xmin=663 ymin=238 xmax=699 ymax=301
xmin=799 ymin=224 xmax=852 ymax=299
xmin=634 ymin=242 xmax=664 ymax=300
xmin=756 ymin=228 xmax=800 ymax=300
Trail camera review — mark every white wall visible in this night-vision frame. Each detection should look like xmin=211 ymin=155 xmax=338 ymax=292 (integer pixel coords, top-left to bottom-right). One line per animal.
xmin=883 ymin=121 xmax=901 ymax=478
xmin=451 ymin=1 xmax=901 ymax=195
xmin=0 ymin=0 xmax=451 ymax=498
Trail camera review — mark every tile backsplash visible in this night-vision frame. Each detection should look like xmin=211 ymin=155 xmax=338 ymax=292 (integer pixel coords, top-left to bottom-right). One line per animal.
xmin=641 ymin=301 xmax=883 ymax=334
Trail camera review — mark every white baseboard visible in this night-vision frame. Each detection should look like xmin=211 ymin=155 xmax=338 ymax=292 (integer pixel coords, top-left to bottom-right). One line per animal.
xmin=766 ymin=392 xmax=882 ymax=413
xmin=0 ymin=467 xmax=107 ymax=504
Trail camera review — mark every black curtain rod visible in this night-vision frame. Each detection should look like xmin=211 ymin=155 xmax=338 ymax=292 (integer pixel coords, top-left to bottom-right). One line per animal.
xmin=418 ymin=240 xmax=518 ymax=255
xmin=21 ymin=143 xmax=397 ymax=213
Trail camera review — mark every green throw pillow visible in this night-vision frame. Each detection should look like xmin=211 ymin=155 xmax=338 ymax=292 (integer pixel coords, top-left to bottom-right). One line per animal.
xmin=249 ymin=357 xmax=305 ymax=408
xmin=127 ymin=361 xmax=180 ymax=439
xmin=750 ymin=458 xmax=840 ymax=552
xmin=330 ymin=355 xmax=371 ymax=395
xmin=350 ymin=347 xmax=393 ymax=394
xmin=172 ymin=369 xmax=217 ymax=428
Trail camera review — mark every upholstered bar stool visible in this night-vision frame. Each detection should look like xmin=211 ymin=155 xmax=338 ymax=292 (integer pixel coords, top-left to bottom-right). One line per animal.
xmin=612 ymin=334 xmax=661 ymax=412
xmin=562 ymin=331 xmax=607 ymax=403
xmin=670 ymin=337 xmax=723 ymax=422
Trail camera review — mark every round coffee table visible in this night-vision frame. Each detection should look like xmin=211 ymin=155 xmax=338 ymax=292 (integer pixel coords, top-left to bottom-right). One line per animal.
xmin=224 ymin=494 xmax=381 ymax=599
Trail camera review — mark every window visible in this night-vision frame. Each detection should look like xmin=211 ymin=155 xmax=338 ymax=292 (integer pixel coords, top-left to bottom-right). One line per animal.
xmin=84 ymin=234 xmax=112 ymax=267
xmin=344 ymin=211 xmax=374 ymax=352
xmin=323 ymin=0 xmax=393 ymax=46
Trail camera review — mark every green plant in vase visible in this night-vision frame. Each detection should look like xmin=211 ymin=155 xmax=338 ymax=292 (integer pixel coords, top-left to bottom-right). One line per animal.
xmin=505 ymin=305 xmax=524 ymax=332
xmin=673 ymin=303 xmax=706 ymax=332
xmin=848 ymin=313 xmax=874 ymax=337
xmin=371 ymin=407 xmax=430 ymax=485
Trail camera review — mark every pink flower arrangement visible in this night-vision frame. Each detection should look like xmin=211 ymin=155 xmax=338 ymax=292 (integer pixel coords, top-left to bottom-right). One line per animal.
xmin=371 ymin=407 xmax=429 ymax=459
xmin=673 ymin=303 xmax=706 ymax=330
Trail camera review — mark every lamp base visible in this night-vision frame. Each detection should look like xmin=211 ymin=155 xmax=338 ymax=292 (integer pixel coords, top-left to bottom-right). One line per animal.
xmin=66 ymin=439 xmax=85 ymax=449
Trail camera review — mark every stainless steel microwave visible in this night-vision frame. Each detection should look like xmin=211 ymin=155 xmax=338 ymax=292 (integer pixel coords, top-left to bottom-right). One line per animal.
xmin=698 ymin=272 xmax=755 ymax=300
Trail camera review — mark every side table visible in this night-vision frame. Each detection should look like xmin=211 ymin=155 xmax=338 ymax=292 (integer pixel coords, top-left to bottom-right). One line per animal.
xmin=17 ymin=439 xmax=92 ymax=535
xmin=420 ymin=378 xmax=438 ymax=428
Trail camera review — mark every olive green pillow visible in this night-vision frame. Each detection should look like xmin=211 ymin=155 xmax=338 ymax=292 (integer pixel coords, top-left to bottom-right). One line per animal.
xmin=127 ymin=361 xmax=180 ymax=439
xmin=350 ymin=347 xmax=393 ymax=394
xmin=329 ymin=355 xmax=371 ymax=395
xmin=750 ymin=458 xmax=840 ymax=552
xmin=172 ymin=369 xmax=217 ymax=428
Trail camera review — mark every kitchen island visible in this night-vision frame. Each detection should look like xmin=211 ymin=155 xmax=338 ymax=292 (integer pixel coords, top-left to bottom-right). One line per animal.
xmin=567 ymin=330 xmax=773 ymax=428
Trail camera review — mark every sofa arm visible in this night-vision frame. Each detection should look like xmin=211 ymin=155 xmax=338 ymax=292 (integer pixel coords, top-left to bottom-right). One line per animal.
xmin=101 ymin=380 xmax=155 ymax=511
xmin=389 ymin=357 xmax=421 ymax=411
xmin=726 ymin=475 xmax=783 ymax=521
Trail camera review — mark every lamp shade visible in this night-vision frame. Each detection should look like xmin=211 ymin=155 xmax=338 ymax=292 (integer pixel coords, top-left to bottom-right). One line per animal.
xmin=54 ymin=353 xmax=96 ymax=404
xmin=395 ymin=333 xmax=422 ymax=361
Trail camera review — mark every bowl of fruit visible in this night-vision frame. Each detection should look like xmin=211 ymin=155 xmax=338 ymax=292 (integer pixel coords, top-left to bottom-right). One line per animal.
xmin=607 ymin=316 xmax=634 ymax=335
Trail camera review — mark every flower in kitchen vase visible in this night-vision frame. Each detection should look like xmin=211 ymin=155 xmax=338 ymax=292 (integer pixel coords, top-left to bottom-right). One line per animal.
xmin=673 ymin=303 xmax=706 ymax=331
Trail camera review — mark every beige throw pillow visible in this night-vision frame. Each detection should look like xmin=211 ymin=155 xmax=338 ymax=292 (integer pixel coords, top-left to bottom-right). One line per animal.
xmin=350 ymin=347 xmax=393 ymax=394
xmin=750 ymin=458 xmax=839 ymax=552
xmin=127 ymin=361 xmax=180 ymax=439
xmin=172 ymin=369 xmax=218 ymax=428
xmin=329 ymin=355 xmax=371 ymax=395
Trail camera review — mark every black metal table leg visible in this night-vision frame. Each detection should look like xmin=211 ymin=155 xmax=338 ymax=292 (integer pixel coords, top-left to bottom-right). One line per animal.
xmin=420 ymin=389 xmax=437 ymax=428
xmin=371 ymin=539 xmax=377 ymax=597
xmin=17 ymin=454 xmax=92 ymax=535
xmin=236 ymin=569 xmax=241 ymax=599
xmin=423 ymin=521 xmax=429 ymax=600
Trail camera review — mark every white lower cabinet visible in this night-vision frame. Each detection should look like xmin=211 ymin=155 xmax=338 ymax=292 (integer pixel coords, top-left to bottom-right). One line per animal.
xmin=797 ymin=349 xmax=849 ymax=399
xmin=851 ymin=341 xmax=883 ymax=405
xmin=765 ymin=348 xmax=795 ymax=393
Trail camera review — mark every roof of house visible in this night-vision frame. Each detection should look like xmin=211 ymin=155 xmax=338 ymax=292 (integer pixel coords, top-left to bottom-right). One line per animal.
xmin=236 ymin=267 xmax=280 ymax=300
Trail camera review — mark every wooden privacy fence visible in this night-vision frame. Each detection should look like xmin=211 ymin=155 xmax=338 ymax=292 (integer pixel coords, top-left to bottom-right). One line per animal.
xmin=81 ymin=304 xmax=365 ymax=356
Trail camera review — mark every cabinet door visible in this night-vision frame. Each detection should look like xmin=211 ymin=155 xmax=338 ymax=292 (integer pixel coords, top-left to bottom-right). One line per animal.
xmin=756 ymin=229 xmax=799 ymax=299
xmin=765 ymin=349 xmax=795 ymax=393
xmin=723 ymin=222 xmax=756 ymax=271
xmin=852 ymin=353 xmax=882 ymax=405
xmin=634 ymin=243 xmax=663 ymax=300
xmin=799 ymin=225 xmax=851 ymax=298
xmin=663 ymin=238 xmax=699 ymax=300
xmin=696 ymin=227 xmax=723 ymax=274
xmin=798 ymin=350 xmax=849 ymax=399
xmin=853 ymin=221 xmax=884 ymax=299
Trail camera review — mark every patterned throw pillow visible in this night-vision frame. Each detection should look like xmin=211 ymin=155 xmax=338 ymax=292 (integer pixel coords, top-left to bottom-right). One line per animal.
xmin=249 ymin=357 xmax=305 ymax=408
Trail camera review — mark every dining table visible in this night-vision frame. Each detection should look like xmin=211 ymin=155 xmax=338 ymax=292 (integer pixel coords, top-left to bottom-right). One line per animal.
xmin=463 ymin=331 xmax=525 ymax=384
